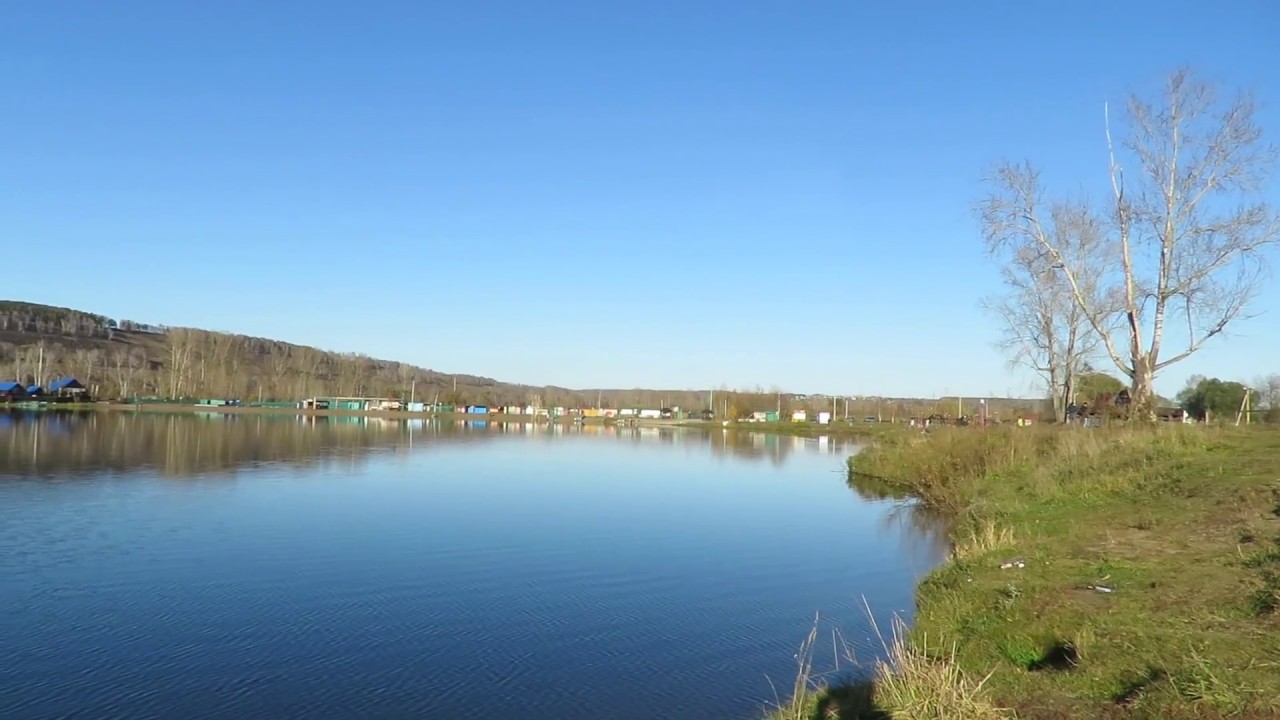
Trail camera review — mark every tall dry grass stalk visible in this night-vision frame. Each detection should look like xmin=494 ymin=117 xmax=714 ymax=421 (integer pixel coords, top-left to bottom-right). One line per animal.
xmin=950 ymin=519 xmax=1015 ymax=561
xmin=765 ymin=616 xmax=823 ymax=720
xmin=864 ymin=599 xmax=1011 ymax=720
xmin=764 ymin=612 xmax=861 ymax=720
xmin=767 ymin=601 xmax=1010 ymax=720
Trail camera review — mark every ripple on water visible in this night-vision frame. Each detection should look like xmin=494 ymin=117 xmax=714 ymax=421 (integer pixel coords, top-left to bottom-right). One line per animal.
xmin=0 ymin=421 xmax=941 ymax=720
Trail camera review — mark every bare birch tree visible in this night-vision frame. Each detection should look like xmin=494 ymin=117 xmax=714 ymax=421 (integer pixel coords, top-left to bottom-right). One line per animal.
xmin=269 ymin=343 xmax=293 ymax=397
xmin=111 ymin=347 xmax=143 ymax=399
xmin=70 ymin=348 xmax=100 ymax=391
xmin=983 ymin=68 xmax=1279 ymax=417
xmin=1253 ymin=373 xmax=1280 ymax=411
xmin=166 ymin=328 xmax=196 ymax=399
xmin=982 ymin=189 xmax=1108 ymax=420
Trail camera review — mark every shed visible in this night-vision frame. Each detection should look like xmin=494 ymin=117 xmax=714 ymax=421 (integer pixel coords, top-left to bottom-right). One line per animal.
xmin=49 ymin=377 xmax=87 ymax=397
xmin=0 ymin=382 xmax=29 ymax=400
xmin=26 ymin=385 xmax=43 ymax=396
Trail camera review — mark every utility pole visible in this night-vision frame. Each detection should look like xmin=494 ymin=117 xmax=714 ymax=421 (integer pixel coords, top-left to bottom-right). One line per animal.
xmin=410 ymin=379 xmax=416 ymax=405
xmin=1237 ymin=390 xmax=1251 ymax=427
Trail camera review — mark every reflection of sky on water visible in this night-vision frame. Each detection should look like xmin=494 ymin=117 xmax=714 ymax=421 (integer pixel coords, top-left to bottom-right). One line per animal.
xmin=0 ymin=410 xmax=946 ymax=720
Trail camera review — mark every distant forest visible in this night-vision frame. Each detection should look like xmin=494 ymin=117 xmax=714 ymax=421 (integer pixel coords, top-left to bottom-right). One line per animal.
xmin=0 ymin=301 xmax=1042 ymax=418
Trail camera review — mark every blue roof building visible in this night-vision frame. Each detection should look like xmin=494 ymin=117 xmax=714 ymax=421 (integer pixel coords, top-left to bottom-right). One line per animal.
xmin=49 ymin=377 xmax=86 ymax=393
xmin=26 ymin=385 xmax=42 ymax=395
xmin=0 ymin=381 xmax=28 ymax=397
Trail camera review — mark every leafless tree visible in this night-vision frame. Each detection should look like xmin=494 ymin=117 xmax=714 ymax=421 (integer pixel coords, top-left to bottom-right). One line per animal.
xmin=110 ymin=348 xmax=143 ymax=399
xmin=268 ymin=343 xmax=293 ymax=395
xmin=33 ymin=342 xmax=55 ymax=388
xmin=69 ymin=348 xmax=100 ymax=391
xmin=166 ymin=328 xmax=197 ymax=398
xmin=983 ymin=68 xmax=1279 ymax=417
xmin=981 ymin=188 xmax=1109 ymax=420
xmin=1253 ymin=373 xmax=1280 ymax=410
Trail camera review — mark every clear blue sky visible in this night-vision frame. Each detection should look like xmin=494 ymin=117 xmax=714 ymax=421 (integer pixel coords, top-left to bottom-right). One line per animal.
xmin=4 ymin=1 xmax=1278 ymax=398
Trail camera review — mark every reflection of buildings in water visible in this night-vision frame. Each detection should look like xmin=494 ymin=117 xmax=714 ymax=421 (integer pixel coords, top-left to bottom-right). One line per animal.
xmin=1 ymin=411 xmax=415 ymax=479
xmin=2 ymin=411 xmax=864 ymax=479
xmin=711 ymin=431 xmax=855 ymax=468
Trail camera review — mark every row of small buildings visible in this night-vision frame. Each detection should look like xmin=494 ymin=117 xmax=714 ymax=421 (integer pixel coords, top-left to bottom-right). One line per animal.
xmin=743 ymin=410 xmax=836 ymax=423
xmin=0 ymin=378 xmax=88 ymax=402
xmin=296 ymin=398 xmax=699 ymax=419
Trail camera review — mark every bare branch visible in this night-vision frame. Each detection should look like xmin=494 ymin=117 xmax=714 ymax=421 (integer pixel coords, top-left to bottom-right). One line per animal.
xmin=981 ymin=68 xmax=1279 ymax=416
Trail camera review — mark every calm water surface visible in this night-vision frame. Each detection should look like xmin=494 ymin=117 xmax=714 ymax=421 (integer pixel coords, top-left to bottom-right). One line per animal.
xmin=0 ymin=412 xmax=943 ymax=720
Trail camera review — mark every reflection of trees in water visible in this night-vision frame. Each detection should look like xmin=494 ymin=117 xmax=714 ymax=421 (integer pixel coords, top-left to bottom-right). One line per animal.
xmin=706 ymin=430 xmax=856 ymax=466
xmin=0 ymin=412 xmax=430 ymax=479
xmin=1 ymin=412 xmax=864 ymax=479
xmin=446 ymin=421 xmax=857 ymax=466
xmin=847 ymin=469 xmax=952 ymax=566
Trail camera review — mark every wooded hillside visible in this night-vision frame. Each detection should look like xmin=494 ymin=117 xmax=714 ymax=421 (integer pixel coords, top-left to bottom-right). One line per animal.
xmin=0 ymin=301 xmax=1043 ymax=417
xmin=0 ymin=301 xmax=560 ymax=405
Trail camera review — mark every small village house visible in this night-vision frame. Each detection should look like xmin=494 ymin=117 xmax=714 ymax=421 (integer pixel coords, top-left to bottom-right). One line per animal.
xmin=48 ymin=377 xmax=88 ymax=399
xmin=0 ymin=382 xmax=29 ymax=401
xmin=1157 ymin=407 xmax=1195 ymax=424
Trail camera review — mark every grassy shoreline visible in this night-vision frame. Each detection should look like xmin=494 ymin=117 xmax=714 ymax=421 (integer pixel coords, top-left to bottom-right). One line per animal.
xmin=774 ymin=424 xmax=1280 ymax=719
xmin=675 ymin=419 xmax=898 ymax=439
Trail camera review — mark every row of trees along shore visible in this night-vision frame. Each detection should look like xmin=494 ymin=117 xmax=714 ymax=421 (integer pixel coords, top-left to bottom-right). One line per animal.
xmin=980 ymin=67 xmax=1280 ymax=421
xmin=4 ymin=310 xmax=1040 ymax=416
xmin=4 ymin=327 xmax=1043 ymax=418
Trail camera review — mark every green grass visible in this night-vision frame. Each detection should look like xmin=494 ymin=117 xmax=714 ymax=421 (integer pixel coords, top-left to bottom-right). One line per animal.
xmin=773 ymin=424 xmax=1280 ymax=719
xmin=681 ymin=419 xmax=904 ymax=440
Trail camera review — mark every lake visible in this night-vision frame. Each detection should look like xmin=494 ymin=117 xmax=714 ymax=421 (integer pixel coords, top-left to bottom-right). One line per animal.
xmin=0 ymin=412 xmax=943 ymax=720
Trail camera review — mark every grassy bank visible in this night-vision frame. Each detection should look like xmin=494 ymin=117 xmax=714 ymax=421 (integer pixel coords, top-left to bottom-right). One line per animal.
xmin=680 ymin=419 xmax=902 ymax=440
xmin=773 ymin=424 xmax=1280 ymax=719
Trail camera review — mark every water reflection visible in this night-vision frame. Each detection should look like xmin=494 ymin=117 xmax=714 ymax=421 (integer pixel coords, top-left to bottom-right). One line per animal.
xmin=847 ymin=470 xmax=952 ymax=563
xmin=0 ymin=411 xmax=858 ymax=479
xmin=0 ymin=411 xmax=943 ymax=720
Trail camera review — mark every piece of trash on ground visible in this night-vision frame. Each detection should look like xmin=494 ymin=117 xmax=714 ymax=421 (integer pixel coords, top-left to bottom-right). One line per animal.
xmin=999 ymin=559 xmax=1026 ymax=570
